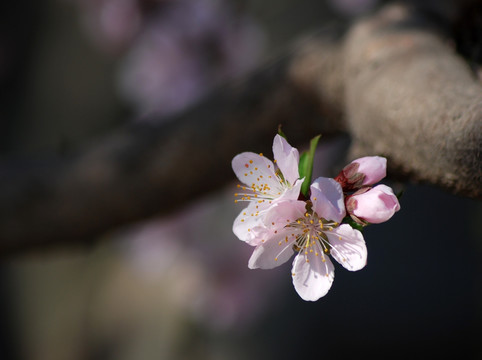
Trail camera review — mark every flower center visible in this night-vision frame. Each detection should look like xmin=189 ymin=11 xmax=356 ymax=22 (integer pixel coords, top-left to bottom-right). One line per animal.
xmin=234 ymin=167 xmax=290 ymax=204
xmin=287 ymin=211 xmax=339 ymax=261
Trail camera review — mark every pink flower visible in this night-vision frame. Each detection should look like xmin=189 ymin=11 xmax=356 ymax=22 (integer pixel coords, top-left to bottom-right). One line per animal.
xmin=336 ymin=156 xmax=387 ymax=190
xmin=247 ymin=177 xmax=367 ymax=301
xmin=346 ymin=184 xmax=401 ymax=224
xmin=231 ymin=135 xmax=304 ymax=245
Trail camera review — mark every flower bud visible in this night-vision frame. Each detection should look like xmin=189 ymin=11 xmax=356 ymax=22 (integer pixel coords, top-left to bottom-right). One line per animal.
xmin=346 ymin=185 xmax=400 ymax=224
xmin=354 ymin=156 xmax=387 ymax=185
xmin=336 ymin=156 xmax=387 ymax=191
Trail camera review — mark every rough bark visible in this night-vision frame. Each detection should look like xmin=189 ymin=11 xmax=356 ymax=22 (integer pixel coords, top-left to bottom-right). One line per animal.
xmin=344 ymin=4 xmax=482 ymax=197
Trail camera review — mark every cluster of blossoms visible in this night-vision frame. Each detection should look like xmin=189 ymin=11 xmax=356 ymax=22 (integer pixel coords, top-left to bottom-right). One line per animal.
xmin=232 ymin=134 xmax=400 ymax=301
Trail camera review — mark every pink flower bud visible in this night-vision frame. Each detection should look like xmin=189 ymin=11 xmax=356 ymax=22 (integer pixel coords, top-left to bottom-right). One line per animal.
xmin=335 ymin=156 xmax=387 ymax=191
xmin=352 ymin=156 xmax=387 ymax=185
xmin=346 ymin=185 xmax=400 ymax=224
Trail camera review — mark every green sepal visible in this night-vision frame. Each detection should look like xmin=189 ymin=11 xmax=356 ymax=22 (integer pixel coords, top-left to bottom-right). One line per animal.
xmin=277 ymin=125 xmax=287 ymax=139
xmin=298 ymin=134 xmax=321 ymax=197
xmin=342 ymin=216 xmax=366 ymax=232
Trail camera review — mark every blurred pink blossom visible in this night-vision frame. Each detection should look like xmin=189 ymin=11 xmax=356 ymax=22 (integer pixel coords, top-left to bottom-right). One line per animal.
xmin=328 ymin=0 xmax=379 ymax=16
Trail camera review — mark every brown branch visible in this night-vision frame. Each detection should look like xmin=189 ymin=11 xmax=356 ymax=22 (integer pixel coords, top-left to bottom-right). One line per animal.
xmin=0 ymin=32 xmax=346 ymax=254
xmin=344 ymin=3 xmax=482 ymax=198
xmin=1 ymin=3 xmax=481 ymax=254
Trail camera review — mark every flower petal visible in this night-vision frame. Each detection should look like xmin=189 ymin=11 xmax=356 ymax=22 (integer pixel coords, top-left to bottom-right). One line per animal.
xmin=233 ymin=202 xmax=270 ymax=245
xmin=280 ymin=178 xmax=304 ymax=202
xmin=310 ymin=177 xmax=346 ymax=223
xmin=326 ymin=224 xmax=367 ymax=271
xmin=232 ymin=152 xmax=281 ymax=192
xmin=248 ymin=231 xmax=296 ymax=269
xmin=291 ymin=251 xmax=334 ymax=301
xmin=264 ymin=199 xmax=307 ymax=229
xmin=351 ymin=184 xmax=401 ymax=224
xmin=353 ymin=156 xmax=387 ymax=185
xmin=272 ymin=134 xmax=300 ymax=185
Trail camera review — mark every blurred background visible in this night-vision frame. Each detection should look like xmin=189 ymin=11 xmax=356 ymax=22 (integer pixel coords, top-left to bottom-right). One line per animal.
xmin=0 ymin=0 xmax=481 ymax=359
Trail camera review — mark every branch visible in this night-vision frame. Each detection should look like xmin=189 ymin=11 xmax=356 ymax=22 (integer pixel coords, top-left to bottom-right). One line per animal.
xmin=344 ymin=3 xmax=482 ymax=197
xmin=1 ymin=3 xmax=481 ymax=254
xmin=0 ymin=32 xmax=346 ymax=254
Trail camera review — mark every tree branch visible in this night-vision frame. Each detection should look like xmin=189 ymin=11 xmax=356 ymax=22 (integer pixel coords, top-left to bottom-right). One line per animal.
xmin=0 ymin=32 xmax=346 ymax=254
xmin=344 ymin=3 xmax=482 ymax=198
xmin=1 ymin=3 xmax=481 ymax=254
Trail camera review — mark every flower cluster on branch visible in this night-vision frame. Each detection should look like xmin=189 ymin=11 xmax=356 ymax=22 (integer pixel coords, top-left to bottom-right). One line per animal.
xmin=232 ymin=134 xmax=400 ymax=301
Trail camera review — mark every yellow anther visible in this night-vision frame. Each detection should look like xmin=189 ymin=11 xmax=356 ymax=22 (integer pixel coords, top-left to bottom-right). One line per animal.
xmin=249 ymin=160 xmax=253 ymax=164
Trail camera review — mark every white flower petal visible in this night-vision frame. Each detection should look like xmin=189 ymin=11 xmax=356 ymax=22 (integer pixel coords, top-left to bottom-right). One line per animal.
xmin=310 ymin=177 xmax=346 ymax=223
xmin=232 ymin=152 xmax=281 ymax=193
xmin=326 ymin=224 xmax=367 ymax=271
xmin=291 ymin=249 xmax=334 ymax=301
xmin=280 ymin=178 xmax=304 ymax=202
xmin=248 ymin=231 xmax=296 ymax=269
xmin=264 ymin=200 xmax=307 ymax=229
xmin=272 ymin=134 xmax=300 ymax=185
xmin=233 ymin=202 xmax=270 ymax=245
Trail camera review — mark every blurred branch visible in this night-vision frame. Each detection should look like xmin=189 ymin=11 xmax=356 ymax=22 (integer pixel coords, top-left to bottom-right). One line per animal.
xmin=0 ymin=31 xmax=346 ymax=254
xmin=0 ymin=2 xmax=481 ymax=254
